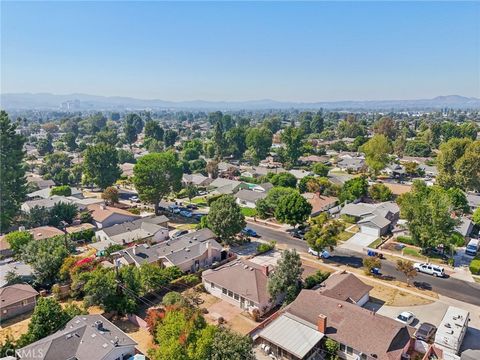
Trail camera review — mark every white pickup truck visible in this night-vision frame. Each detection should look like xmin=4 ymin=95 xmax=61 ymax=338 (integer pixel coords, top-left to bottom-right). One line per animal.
xmin=414 ymin=263 xmax=445 ymax=277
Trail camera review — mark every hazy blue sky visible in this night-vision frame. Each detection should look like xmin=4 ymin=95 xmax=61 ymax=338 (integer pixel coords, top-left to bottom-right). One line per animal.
xmin=2 ymin=1 xmax=479 ymax=101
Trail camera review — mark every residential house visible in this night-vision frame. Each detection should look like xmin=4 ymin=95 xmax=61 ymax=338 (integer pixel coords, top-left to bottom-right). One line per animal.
xmin=384 ymin=164 xmax=405 ymax=178
xmin=466 ymin=193 xmax=480 ymax=211
xmin=455 ymin=218 xmax=473 ymax=239
xmin=26 ymin=187 xmax=83 ymax=200
xmin=337 ymin=158 xmax=365 ymax=172
xmin=317 ymin=272 xmax=372 ymax=307
xmin=340 ymin=202 xmax=400 ymax=237
xmin=116 ymin=229 xmax=223 ymax=272
xmin=95 ymin=216 xmax=169 ymax=245
xmin=302 ymin=193 xmax=339 ymax=217
xmin=87 ymin=204 xmax=141 ymax=229
xmin=250 ymin=182 xmax=274 ymax=193
xmin=21 ymin=196 xmax=75 ymax=213
xmin=255 ymin=290 xmax=413 ymax=360
xmin=298 ymin=155 xmax=331 ymax=165
xmin=209 ymin=178 xmax=247 ymax=195
xmin=26 ymin=175 xmax=55 ymax=190
xmin=28 ymin=226 xmax=65 ymax=240
xmin=235 ymin=189 xmax=267 ymax=208
xmin=202 ymin=259 xmax=278 ymax=316
xmin=0 ymin=261 xmax=34 ymax=288
xmin=16 ymin=315 xmax=138 ymax=360
xmin=182 ymin=173 xmax=213 ymax=187
xmin=289 ymin=169 xmax=313 ymax=180
xmin=0 ymin=284 xmax=38 ymax=321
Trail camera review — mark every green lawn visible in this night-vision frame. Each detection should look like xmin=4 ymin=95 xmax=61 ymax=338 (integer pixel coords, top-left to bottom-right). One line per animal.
xmin=367 ymin=238 xmax=382 ymax=249
xmin=191 ymin=197 xmax=208 ymax=206
xmin=338 ymin=231 xmax=354 ymax=242
xmin=241 ymin=207 xmax=257 ymax=217
xmin=402 ymin=247 xmax=423 ymax=258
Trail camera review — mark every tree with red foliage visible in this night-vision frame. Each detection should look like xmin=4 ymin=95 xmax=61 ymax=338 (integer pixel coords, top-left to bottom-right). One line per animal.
xmin=145 ymin=308 xmax=165 ymax=336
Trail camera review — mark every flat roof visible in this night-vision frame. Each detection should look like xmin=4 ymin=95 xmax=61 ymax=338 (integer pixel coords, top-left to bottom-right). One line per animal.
xmin=258 ymin=313 xmax=324 ymax=359
xmin=434 ymin=306 xmax=469 ymax=352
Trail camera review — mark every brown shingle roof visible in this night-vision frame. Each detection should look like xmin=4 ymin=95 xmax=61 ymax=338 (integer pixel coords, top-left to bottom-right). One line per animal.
xmin=0 ymin=284 xmax=38 ymax=308
xmin=87 ymin=204 xmax=139 ymax=222
xmin=29 ymin=226 xmax=65 ymax=240
xmin=302 ymin=193 xmax=338 ymax=215
xmin=286 ymin=290 xmax=412 ymax=360
xmin=318 ymin=272 xmax=373 ymax=303
xmin=202 ymin=260 xmax=270 ymax=304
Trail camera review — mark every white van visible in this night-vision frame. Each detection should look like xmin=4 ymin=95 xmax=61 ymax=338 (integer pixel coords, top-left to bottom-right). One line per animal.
xmin=414 ymin=263 xmax=445 ymax=277
xmin=465 ymin=239 xmax=479 ymax=256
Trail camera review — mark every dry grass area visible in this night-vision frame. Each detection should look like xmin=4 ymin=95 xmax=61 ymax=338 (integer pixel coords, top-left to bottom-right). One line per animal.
xmin=112 ymin=317 xmax=154 ymax=355
xmin=361 ymin=278 xmax=434 ymax=307
xmin=301 ymin=258 xmax=338 ymax=274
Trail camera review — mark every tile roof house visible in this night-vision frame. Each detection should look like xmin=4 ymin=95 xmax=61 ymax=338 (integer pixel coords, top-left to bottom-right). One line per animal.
xmin=116 ymin=229 xmax=223 ymax=273
xmin=95 ymin=216 xmax=169 ymax=246
xmin=255 ymin=290 xmax=413 ymax=360
xmin=235 ymin=189 xmax=268 ymax=209
xmin=0 ymin=284 xmax=38 ymax=321
xmin=17 ymin=315 xmax=138 ymax=360
xmin=341 ymin=202 xmax=400 ymax=237
xmin=202 ymin=259 xmax=279 ymax=316
xmin=317 ymin=272 xmax=372 ymax=306
xmin=87 ymin=204 xmax=141 ymax=229
xmin=302 ymin=193 xmax=339 ymax=217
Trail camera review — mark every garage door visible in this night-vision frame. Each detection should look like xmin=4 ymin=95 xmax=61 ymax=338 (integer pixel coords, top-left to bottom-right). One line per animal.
xmin=360 ymin=225 xmax=380 ymax=237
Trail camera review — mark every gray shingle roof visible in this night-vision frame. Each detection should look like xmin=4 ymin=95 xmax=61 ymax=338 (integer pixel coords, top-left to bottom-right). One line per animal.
xmin=234 ymin=189 xmax=267 ymax=203
xmin=18 ymin=315 xmax=137 ymax=360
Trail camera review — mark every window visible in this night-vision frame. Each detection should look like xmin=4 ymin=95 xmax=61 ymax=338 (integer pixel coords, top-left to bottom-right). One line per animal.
xmin=22 ymin=300 xmax=29 ymax=306
xmin=360 ymin=353 xmax=367 ymax=360
xmin=228 ymin=290 xmax=233 ymax=297
xmin=346 ymin=346 xmax=353 ymax=355
xmin=210 ymin=282 xmax=215 ymax=289
xmin=234 ymin=293 xmax=239 ymax=301
xmin=222 ymin=288 xmax=227 ymax=295
xmin=249 ymin=300 xmax=254 ymax=307
xmin=339 ymin=343 xmax=346 ymax=352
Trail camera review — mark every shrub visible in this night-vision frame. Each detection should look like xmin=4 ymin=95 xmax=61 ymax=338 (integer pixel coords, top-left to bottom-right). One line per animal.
xmin=450 ymin=232 xmax=466 ymax=247
xmin=396 ymin=236 xmax=416 ymax=245
xmin=470 ymin=259 xmax=480 ymax=275
xmin=241 ymin=207 xmax=257 ymax=217
xmin=50 ymin=185 xmax=72 ymax=196
xmin=127 ymin=207 xmax=141 ymax=215
xmin=256 ymin=241 xmax=276 ymax=254
xmin=304 ymin=270 xmax=330 ymax=289
xmin=207 ymin=194 xmax=222 ymax=205
xmin=340 ymin=214 xmax=356 ymax=224
xmin=363 ymin=257 xmax=381 ymax=275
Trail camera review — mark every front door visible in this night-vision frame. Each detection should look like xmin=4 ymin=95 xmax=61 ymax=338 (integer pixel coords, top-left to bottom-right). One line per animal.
xmin=240 ymin=297 xmax=245 ymax=309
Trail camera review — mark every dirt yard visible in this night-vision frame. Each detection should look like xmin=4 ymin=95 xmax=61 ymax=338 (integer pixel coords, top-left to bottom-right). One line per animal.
xmin=112 ymin=317 xmax=154 ymax=355
xmin=361 ymin=278 xmax=434 ymax=307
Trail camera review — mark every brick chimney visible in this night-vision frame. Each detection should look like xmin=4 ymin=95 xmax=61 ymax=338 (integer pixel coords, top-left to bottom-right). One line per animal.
xmin=317 ymin=314 xmax=327 ymax=333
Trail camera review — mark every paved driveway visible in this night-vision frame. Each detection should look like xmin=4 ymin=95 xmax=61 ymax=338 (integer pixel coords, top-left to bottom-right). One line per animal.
xmin=339 ymin=232 xmax=377 ymax=252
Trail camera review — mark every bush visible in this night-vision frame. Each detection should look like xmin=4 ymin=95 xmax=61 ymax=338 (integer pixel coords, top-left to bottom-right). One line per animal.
xmin=363 ymin=257 xmax=381 ymax=275
xmin=396 ymin=236 xmax=416 ymax=245
xmin=470 ymin=259 xmax=480 ymax=275
xmin=340 ymin=214 xmax=356 ymax=224
xmin=207 ymin=194 xmax=222 ymax=206
xmin=256 ymin=241 xmax=276 ymax=254
xmin=304 ymin=270 xmax=330 ymax=289
xmin=450 ymin=232 xmax=466 ymax=247
xmin=50 ymin=185 xmax=72 ymax=196
xmin=127 ymin=207 xmax=141 ymax=215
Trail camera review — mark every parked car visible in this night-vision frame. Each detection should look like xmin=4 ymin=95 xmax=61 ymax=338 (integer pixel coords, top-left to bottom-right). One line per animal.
xmin=129 ymin=196 xmax=140 ymax=203
xmin=307 ymin=247 xmax=331 ymax=259
xmin=396 ymin=311 xmax=415 ymax=325
xmin=168 ymin=205 xmax=181 ymax=214
xmin=194 ymin=213 xmax=205 ymax=221
xmin=186 ymin=204 xmax=198 ymax=210
xmin=172 ymin=230 xmax=188 ymax=238
xmin=414 ymin=322 xmax=437 ymax=342
xmin=466 ymin=239 xmax=479 ymax=256
xmin=414 ymin=263 xmax=445 ymax=277
xmin=198 ymin=191 xmax=208 ymax=196
xmin=242 ymin=228 xmax=258 ymax=237
xmin=180 ymin=210 xmax=193 ymax=218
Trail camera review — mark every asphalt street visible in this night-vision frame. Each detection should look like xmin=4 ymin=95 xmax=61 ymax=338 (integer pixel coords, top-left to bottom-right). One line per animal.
xmin=246 ymin=221 xmax=480 ymax=306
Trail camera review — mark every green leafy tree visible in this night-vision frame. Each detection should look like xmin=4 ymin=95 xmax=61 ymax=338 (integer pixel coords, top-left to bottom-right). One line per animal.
xmin=275 ymin=192 xmax=312 ymax=227
xmin=126 ymin=113 xmax=144 ymax=134
xmin=361 ymin=135 xmax=392 ymax=175
xmin=256 ymin=187 xmax=297 ymax=218
xmin=20 ymin=235 xmax=72 ymax=286
xmin=117 ymin=149 xmax=136 ymax=164
xmin=368 ymin=183 xmax=393 ymax=201
xmin=363 ymin=257 xmax=381 ymax=275
xmin=338 ymin=176 xmax=368 ymax=203
xmin=133 ymin=151 xmax=183 ymax=214
xmin=23 ymin=206 xmax=51 ymax=228
xmin=311 ymin=110 xmax=324 ymax=134
xmin=447 ymin=187 xmax=469 ymax=214
xmin=312 ymin=163 xmax=330 ymax=177
xmin=437 ymin=138 xmax=472 ymax=189
xmin=185 ymin=184 xmax=198 ymax=203
xmin=373 ymin=116 xmax=397 ymax=140
xmin=49 ymin=202 xmax=78 ymax=227
xmin=5 ymin=230 xmax=33 ymax=255
xmin=83 ymin=143 xmax=121 ymax=189
xmin=397 ymin=181 xmax=458 ymax=250
xmin=225 ymin=127 xmax=247 ymax=159
xmin=162 ymin=291 xmax=186 ymax=307
xmin=454 ymin=140 xmax=480 ymax=192
xmin=210 ymin=327 xmax=255 ymax=360
xmin=37 ymin=135 xmax=54 ymax=156
xmin=472 ymin=208 xmax=480 ymax=225
xmin=164 ymin=129 xmax=178 ymax=147
xmin=145 ymin=120 xmax=164 ymax=140
xmin=62 ymin=132 xmax=77 ymax=151
xmin=268 ymin=249 xmax=303 ymax=304
xmin=212 ymin=121 xmax=225 ymax=159
xmin=246 ymin=127 xmax=273 ymax=163
xmin=207 ymin=195 xmax=245 ymax=244
xmin=124 ymin=123 xmax=138 ymax=146
xmin=404 ymin=140 xmax=431 ymax=157
xmin=269 ymin=172 xmax=297 ymax=188
xmin=305 ymin=214 xmax=344 ymax=255
xmin=281 ymin=126 xmax=304 ymax=166
xmin=0 ymin=111 xmax=27 ymax=232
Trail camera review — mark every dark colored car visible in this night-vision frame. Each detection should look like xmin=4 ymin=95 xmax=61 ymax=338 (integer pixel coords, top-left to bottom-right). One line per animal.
xmin=242 ymin=228 xmax=258 ymax=237
xmin=187 ymin=204 xmax=198 ymax=210
xmin=172 ymin=230 xmax=188 ymax=238
xmin=414 ymin=322 xmax=437 ymax=342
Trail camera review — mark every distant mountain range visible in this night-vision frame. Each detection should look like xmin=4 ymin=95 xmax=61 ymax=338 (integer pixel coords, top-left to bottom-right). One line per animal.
xmin=1 ymin=93 xmax=480 ymax=111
